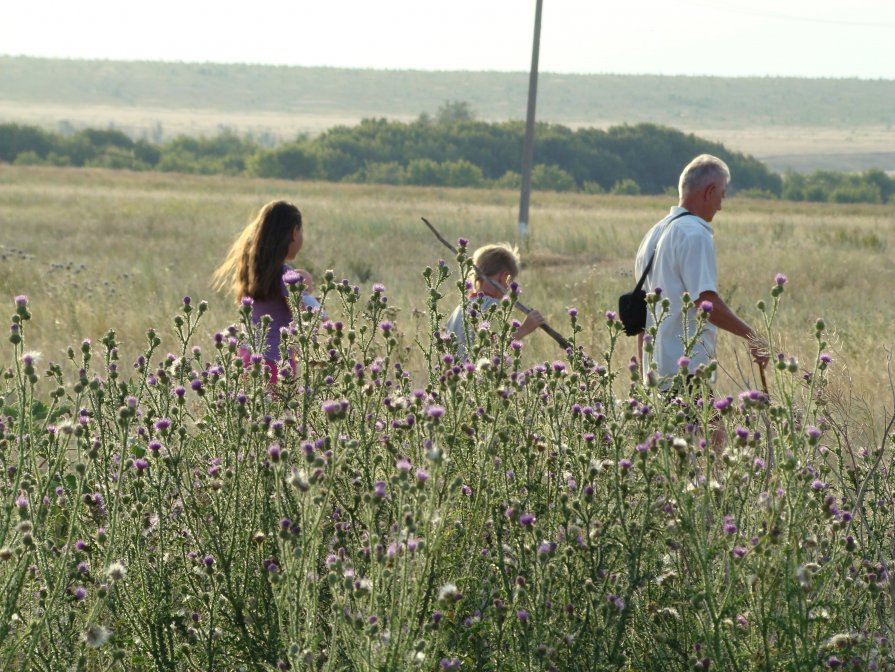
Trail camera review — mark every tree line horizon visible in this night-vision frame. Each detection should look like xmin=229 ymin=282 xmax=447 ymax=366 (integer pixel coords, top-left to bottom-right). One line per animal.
xmin=1 ymin=109 xmax=891 ymax=204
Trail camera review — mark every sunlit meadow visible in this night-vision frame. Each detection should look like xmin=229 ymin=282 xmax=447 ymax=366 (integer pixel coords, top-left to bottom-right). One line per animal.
xmin=1 ymin=165 xmax=895 ymax=670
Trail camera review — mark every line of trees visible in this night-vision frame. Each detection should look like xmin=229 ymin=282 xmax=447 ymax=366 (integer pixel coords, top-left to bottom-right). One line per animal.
xmin=1 ymin=119 xmax=892 ymax=203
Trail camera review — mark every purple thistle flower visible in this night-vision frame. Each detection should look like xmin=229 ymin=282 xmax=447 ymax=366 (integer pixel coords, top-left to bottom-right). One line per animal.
xmin=372 ymin=283 xmax=385 ymax=293
xmin=321 ymin=400 xmax=343 ymax=417
xmin=74 ymin=586 xmax=87 ymax=601
xmin=723 ymin=516 xmax=738 ymax=535
xmin=516 ymin=610 xmax=529 ymax=622
xmin=568 ymin=307 xmax=578 ymax=317
xmin=14 ymin=295 xmax=28 ymax=307
xmin=415 ymin=468 xmax=430 ymax=482
xmin=373 ymin=480 xmax=387 ymax=498
xmin=282 ymin=270 xmax=306 ymax=285
xmin=134 ymin=458 xmax=149 ymax=471
xmin=379 ymin=320 xmax=393 ymax=333
xmin=202 ymin=554 xmax=214 ymax=568
xmin=775 ymin=273 xmax=788 ymax=286
xmin=819 ymin=353 xmax=832 ymax=364
xmin=154 ymin=418 xmax=171 ymax=431
xmin=605 ymin=310 xmax=617 ymax=321
xmin=619 ymin=459 xmax=633 ymax=471
xmin=426 ymin=405 xmax=445 ymax=418
xmin=733 ymin=547 xmax=747 ymax=559
xmin=713 ymin=397 xmax=732 ymax=412
xmin=552 ymin=361 xmax=566 ymax=373
xmin=519 ymin=513 xmax=536 ymax=527
xmin=699 ymin=300 xmax=714 ymax=314
xmin=811 ymin=479 xmax=827 ymax=490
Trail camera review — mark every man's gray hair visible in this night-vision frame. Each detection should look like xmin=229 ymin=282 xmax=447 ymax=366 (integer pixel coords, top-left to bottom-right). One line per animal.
xmin=678 ymin=154 xmax=730 ymax=197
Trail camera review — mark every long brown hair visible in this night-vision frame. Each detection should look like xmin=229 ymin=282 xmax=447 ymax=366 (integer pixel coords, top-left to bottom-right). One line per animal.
xmin=212 ymin=200 xmax=302 ymax=302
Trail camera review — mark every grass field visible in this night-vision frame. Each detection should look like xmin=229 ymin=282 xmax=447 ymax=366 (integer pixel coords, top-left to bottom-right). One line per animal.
xmin=3 ymin=163 xmax=895 ymax=669
xmin=1 ymin=164 xmax=893 ymax=428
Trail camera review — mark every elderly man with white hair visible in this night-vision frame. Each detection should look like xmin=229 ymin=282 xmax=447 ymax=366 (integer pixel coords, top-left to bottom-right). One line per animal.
xmin=634 ymin=153 xmax=768 ymax=388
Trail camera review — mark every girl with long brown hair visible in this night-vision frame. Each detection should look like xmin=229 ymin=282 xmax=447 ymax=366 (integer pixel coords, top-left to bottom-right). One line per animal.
xmin=212 ymin=200 xmax=314 ymax=382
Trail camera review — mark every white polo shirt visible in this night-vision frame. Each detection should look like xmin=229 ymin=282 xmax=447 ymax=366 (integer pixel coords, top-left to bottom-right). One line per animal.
xmin=634 ymin=206 xmax=718 ymax=380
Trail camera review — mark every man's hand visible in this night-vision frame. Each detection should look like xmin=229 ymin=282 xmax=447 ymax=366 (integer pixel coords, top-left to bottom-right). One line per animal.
xmin=747 ymin=332 xmax=770 ymax=368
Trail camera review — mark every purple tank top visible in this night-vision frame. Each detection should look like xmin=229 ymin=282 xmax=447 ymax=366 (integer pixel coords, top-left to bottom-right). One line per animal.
xmin=250 ymin=267 xmax=293 ymax=361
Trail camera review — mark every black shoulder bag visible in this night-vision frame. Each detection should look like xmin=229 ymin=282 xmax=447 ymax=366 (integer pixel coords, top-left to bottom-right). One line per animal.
xmin=618 ymin=211 xmax=690 ymax=337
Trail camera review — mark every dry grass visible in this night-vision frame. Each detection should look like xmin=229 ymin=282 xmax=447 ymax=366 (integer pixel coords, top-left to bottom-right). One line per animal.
xmin=1 ymin=164 xmax=893 ymax=426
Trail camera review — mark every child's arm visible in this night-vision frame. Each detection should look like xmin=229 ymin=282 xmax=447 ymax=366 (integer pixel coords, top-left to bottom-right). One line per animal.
xmin=513 ymin=309 xmax=545 ymax=339
xmin=292 ymin=268 xmax=315 ymax=293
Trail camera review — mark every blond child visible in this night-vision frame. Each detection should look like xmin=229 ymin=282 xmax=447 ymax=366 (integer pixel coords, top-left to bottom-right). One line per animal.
xmin=444 ymin=243 xmax=544 ymax=360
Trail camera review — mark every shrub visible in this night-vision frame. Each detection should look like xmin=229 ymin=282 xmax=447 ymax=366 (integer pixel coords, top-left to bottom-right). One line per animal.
xmin=531 ymin=164 xmax=577 ymax=192
xmin=611 ymin=177 xmax=642 ymax=195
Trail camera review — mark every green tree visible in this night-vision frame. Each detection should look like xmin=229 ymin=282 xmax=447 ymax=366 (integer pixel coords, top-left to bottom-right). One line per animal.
xmin=405 ymin=158 xmax=443 ymax=186
xmin=435 ymin=100 xmax=475 ymax=124
xmin=862 ymin=168 xmax=894 ymax=203
xmin=494 ymin=171 xmax=521 ymax=189
xmin=0 ymin=123 xmax=55 ymax=162
xmin=611 ymin=178 xmax=642 ymax=195
xmin=531 ymin=164 xmax=576 ymax=192
xmin=246 ymin=144 xmax=319 ymax=180
xmin=442 ymin=160 xmax=484 ymax=188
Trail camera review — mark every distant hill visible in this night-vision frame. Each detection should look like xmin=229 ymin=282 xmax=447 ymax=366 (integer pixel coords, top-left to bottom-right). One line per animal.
xmin=1 ymin=56 xmax=893 ymax=173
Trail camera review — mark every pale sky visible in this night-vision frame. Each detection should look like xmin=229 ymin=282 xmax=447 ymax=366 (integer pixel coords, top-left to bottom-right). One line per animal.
xmin=3 ymin=0 xmax=893 ymax=79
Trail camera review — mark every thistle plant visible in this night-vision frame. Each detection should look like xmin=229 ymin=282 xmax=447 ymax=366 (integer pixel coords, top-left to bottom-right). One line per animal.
xmin=1 ymin=264 xmax=894 ymax=671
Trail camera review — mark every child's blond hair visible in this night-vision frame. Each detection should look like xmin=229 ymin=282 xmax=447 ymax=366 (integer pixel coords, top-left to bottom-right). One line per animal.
xmin=471 ymin=243 xmax=521 ymax=281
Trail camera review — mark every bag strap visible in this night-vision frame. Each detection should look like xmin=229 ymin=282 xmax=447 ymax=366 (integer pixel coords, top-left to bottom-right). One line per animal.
xmin=634 ymin=210 xmax=691 ymax=292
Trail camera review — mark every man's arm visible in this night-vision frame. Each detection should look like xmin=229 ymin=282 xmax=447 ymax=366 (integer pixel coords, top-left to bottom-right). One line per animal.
xmin=698 ymin=290 xmax=769 ymax=366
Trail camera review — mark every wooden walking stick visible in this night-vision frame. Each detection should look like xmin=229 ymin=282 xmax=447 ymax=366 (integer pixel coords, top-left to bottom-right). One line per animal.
xmin=421 ymin=216 xmax=585 ymax=358
xmin=759 ymin=364 xmax=769 ymax=396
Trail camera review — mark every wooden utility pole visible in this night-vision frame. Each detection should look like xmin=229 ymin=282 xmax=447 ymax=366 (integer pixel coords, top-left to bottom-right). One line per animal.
xmin=518 ymin=0 xmax=543 ymax=245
